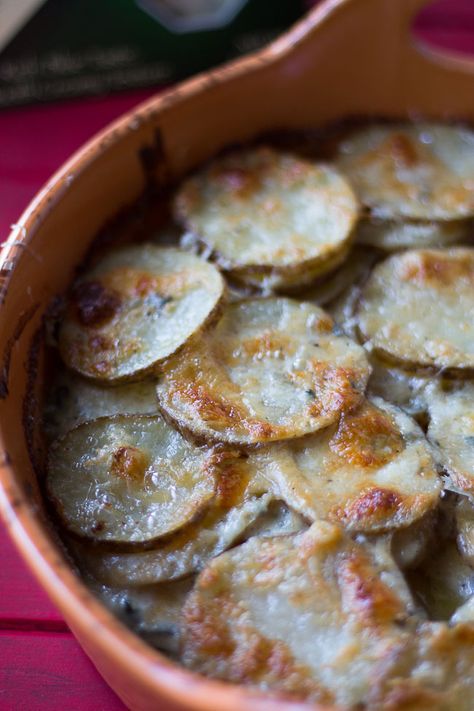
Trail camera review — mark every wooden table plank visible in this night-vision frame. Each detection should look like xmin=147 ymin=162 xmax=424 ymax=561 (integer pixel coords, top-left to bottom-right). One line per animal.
xmin=0 ymin=524 xmax=64 ymax=624
xmin=0 ymin=631 xmax=127 ymax=711
xmin=0 ymin=88 xmax=156 ymax=242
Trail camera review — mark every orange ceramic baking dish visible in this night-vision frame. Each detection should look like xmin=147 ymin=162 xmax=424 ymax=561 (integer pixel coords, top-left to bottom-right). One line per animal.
xmin=1 ymin=0 xmax=474 ymax=709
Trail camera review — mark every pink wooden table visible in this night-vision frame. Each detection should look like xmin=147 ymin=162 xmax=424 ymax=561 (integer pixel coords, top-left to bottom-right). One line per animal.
xmin=1 ymin=2 xmax=473 ymax=708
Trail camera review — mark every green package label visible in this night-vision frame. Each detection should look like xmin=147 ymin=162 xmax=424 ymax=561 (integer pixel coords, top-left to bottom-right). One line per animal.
xmin=0 ymin=0 xmax=307 ymax=107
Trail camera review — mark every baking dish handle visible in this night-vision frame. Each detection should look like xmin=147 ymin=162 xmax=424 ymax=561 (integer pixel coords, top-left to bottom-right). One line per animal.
xmin=259 ymin=0 xmax=474 ymax=122
xmin=270 ymin=0 xmax=474 ymax=75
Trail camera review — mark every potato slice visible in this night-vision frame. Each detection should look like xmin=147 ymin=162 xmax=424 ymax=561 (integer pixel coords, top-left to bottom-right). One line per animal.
xmin=357 ymin=248 xmax=474 ymax=372
xmin=456 ymin=496 xmax=474 ymax=567
xmin=299 ymin=246 xmax=378 ymax=306
xmin=47 ymin=414 xmax=217 ymax=545
xmin=326 ymin=284 xmax=361 ymax=339
xmin=92 ymin=577 xmax=194 ymax=656
xmin=73 ymin=451 xmax=276 ymax=585
xmin=367 ymin=358 xmax=429 ymax=418
xmin=426 ymin=382 xmax=474 ymax=495
xmin=337 ymin=123 xmax=474 ymax=220
xmin=356 ymin=218 xmax=471 ymax=251
xmin=181 ymin=521 xmax=419 ymax=706
xmin=43 ymin=368 xmax=158 ymax=441
xmin=174 ymin=147 xmax=359 ymax=290
xmin=256 ymin=397 xmax=441 ymax=533
xmin=59 ymin=245 xmax=225 ymax=382
xmin=407 ymin=541 xmax=474 ymax=621
xmin=240 ymin=500 xmax=308 ymax=540
xmin=156 ymin=298 xmax=370 ymax=445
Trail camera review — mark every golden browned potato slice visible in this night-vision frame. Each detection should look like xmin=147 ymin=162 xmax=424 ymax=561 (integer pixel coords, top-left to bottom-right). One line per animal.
xmin=356 ymin=218 xmax=472 ymax=251
xmin=73 ymin=452 xmax=276 ymax=585
xmin=93 ymin=577 xmax=194 ymax=656
xmin=336 ymin=123 xmax=474 ymax=220
xmin=391 ymin=510 xmax=437 ymax=570
xmin=59 ymin=245 xmax=225 ymax=382
xmin=256 ymin=397 xmax=441 ymax=533
xmin=426 ymin=382 xmax=474 ymax=495
xmin=174 ymin=147 xmax=359 ymax=290
xmin=357 ymin=248 xmax=474 ymax=372
xmin=43 ymin=368 xmax=158 ymax=441
xmin=456 ymin=496 xmax=474 ymax=567
xmin=156 ymin=298 xmax=371 ymax=445
xmin=47 ymin=414 xmax=217 ymax=545
xmin=74 ymin=493 xmax=274 ymax=587
xmin=181 ymin=521 xmax=420 ymax=706
xmin=239 ymin=500 xmax=308 ymax=540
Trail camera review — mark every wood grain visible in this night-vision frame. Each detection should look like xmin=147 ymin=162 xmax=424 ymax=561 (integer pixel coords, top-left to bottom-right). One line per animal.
xmin=0 ymin=631 xmax=126 ymax=710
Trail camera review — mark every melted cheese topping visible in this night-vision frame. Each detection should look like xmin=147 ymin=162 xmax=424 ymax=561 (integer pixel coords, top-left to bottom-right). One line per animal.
xmin=75 ymin=494 xmax=274 ymax=586
xmin=357 ymin=248 xmax=474 ymax=371
xmin=94 ymin=577 xmax=194 ymax=656
xmin=299 ymin=246 xmax=378 ymax=306
xmin=181 ymin=521 xmax=419 ymax=706
xmin=367 ymin=359 xmax=429 ymax=417
xmin=174 ymin=147 xmax=358 ymax=289
xmin=59 ymin=245 xmax=225 ymax=382
xmin=337 ymin=123 xmax=474 ymax=220
xmin=157 ymin=298 xmax=370 ymax=445
xmin=369 ymin=622 xmax=474 ymax=710
xmin=43 ymin=127 xmax=474 ymax=708
xmin=255 ymin=397 xmax=441 ymax=532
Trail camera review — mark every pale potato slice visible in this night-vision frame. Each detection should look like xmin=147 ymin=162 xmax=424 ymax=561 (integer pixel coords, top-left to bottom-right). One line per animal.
xmin=367 ymin=358 xmax=429 ymax=418
xmin=181 ymin=521 xmax=419 ymax=706
xmin=43 ymin=368 xmax=158 ymax=441
xmin=326 ymin=283 xmax=362 ymax=338
xmin=59 ymin=245 xmax=225 ymax=382
xmin=426 ymin=382 xmax=474 ymax=495
xmin=256 ymin=397 xmax=441 ymax=533
xmin=47 ymin=414 xmax=217 ymax=545
xmin=391 ymin=511 xmax=437 ymax=570
xmin=74 ymin=493 xmax=274 ymax=587
xmin=450 ymin=596 xmax=474 ymax=624
xmin=93 ymin=577 xmax=194 ymax=656
xmin=298 ymin=246 xmax=379 ymax=306
xmin=156 ymin=298 xmax=371 ymax=445
xmin=337 ymin=123 xmax=474 ymax=220
xmin=369 ymin=622 xmax=474 ymax=710
xmin=357 ymin=248 xmax=474 ymax=372
xmin=356 ymin=218 xmax=471 ymax=251
xmin=174 ymin=147 xmax=359 ymax=290
xmin=456 ymin=496 xmax=474 ymax=566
